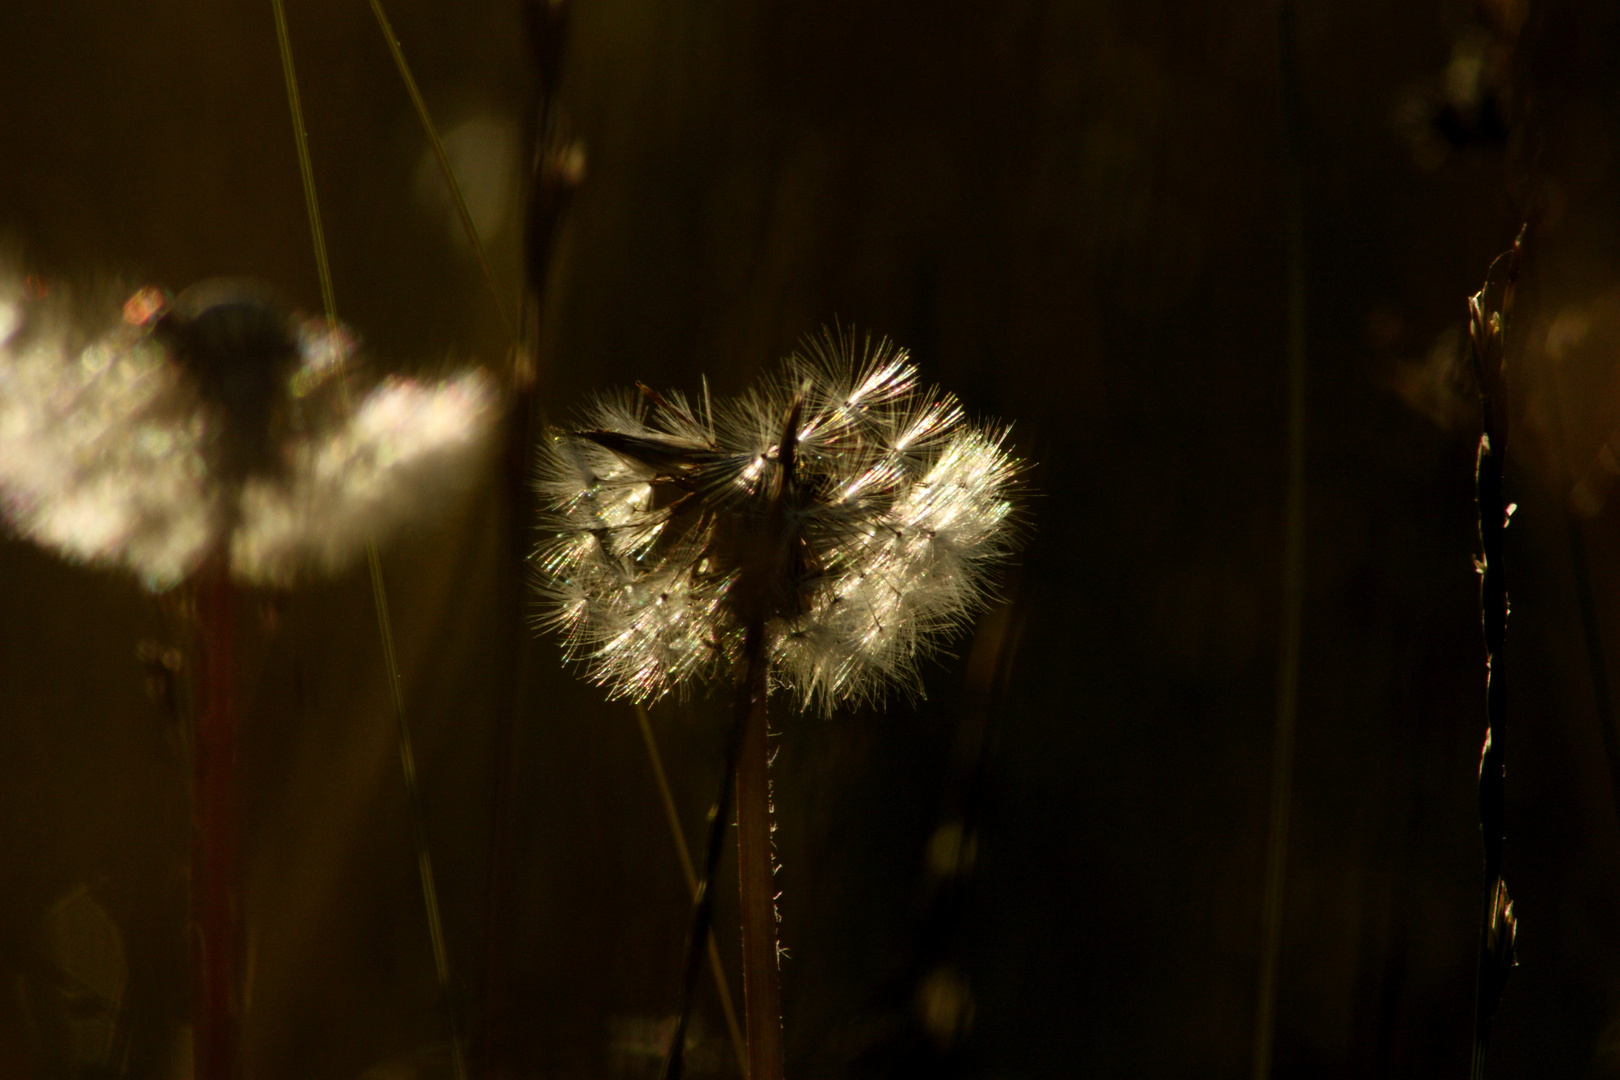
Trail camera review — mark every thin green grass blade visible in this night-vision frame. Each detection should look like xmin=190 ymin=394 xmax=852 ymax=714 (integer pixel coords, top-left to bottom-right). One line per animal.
xmin=368 ymin=0 xmax=518 ymax=344
xmin=271 ymin=6 xmax=469 ymax=1078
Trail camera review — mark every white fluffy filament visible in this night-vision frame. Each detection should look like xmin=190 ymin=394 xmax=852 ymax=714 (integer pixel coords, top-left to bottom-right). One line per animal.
xmin=0 ymin=271 xmax=498 ymax=590
xmin=533 ymin=330 xmax=1021 ymax=712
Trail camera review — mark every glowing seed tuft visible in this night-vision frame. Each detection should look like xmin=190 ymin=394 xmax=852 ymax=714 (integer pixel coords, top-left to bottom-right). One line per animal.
xmin=532 ymin=329 xmax=1023 ymax=713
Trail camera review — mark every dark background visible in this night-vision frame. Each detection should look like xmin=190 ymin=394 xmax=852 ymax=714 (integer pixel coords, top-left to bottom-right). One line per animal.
xmin=2 ymin=1 xmax=1620 ymax=1077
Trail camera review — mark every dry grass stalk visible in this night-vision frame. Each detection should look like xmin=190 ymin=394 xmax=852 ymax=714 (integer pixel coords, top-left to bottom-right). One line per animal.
xmin=1467 ymin=226 xmax=1524 ymax=1080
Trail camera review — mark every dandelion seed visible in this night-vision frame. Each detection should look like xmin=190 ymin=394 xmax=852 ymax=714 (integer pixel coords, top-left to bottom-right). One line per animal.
xmin=532 ymin=328 xmax=1022 ymax=712
xmin=0 ymin=265 xmax=498 ymax=589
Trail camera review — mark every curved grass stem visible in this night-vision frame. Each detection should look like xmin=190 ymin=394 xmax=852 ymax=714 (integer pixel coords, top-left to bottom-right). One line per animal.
xmin=661 ymin=630 xmax=761 ymax=1080
xmin=271 ymin=6 xmax=468 ymax=1078
xmin=637 ymin=704 xmax=749 ymax=1076
xmin=366 ymin=0 xmax=517 ymax=343
xmin=1252 ymin=2 xmax=1307 ymax=1076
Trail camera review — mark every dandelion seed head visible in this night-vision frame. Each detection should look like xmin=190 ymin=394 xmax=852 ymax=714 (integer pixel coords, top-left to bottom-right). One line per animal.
xmin=533 ymin=328 xmax=1022 ymax=712
xmin=232 ymin=368 xmax=499 ymax=585
xmin=0 ymin=274 xmax=215 ymax=589
xmin=0 ymin=264 xmax=498 ymax=589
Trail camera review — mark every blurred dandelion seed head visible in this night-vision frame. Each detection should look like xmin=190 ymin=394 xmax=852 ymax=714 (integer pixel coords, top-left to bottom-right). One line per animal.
xmin=0 ymin=264 xmax=499 ymax=590
xmin=532 ymin=329 xmax=1023 ymax=712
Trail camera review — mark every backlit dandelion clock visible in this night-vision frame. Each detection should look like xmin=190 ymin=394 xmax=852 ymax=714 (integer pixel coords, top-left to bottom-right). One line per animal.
xmin=0 ymin=262 xmax=498 ymax=1080
xmin=532 ymin=329 xmax=1022 ymax=1080
xmin=534 ymin=331 xmax=1021 ymax=711
xmin=0 ymin=266 xmax=498 ymax=590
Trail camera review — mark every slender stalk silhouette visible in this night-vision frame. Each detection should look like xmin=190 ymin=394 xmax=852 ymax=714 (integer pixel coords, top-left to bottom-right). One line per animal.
xmin=1466 ymin=227 xmax=1524 ymax=1080
xmin=635 ymin=702 xmax=750 ymax=1075
xmin=1251 ymin=2 xmax=1308 ymax=1075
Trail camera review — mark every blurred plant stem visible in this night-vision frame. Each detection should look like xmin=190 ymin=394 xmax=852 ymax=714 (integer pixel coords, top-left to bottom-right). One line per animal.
xmin=1466 ymin=227 xmax=1524 ymax=1080
xmin=191 ymin=556 xmax=239 ymax=1080
xmin=484 ymin=2 xmax=579 ymax=1072
xmin=1252 ymin=1 xmax=1306 ymax=1077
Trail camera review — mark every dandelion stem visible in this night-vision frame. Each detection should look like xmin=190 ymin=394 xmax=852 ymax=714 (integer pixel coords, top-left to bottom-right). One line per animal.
xmin=192 ymin=556 xmax=240 ymax=1080
xmin=734 ymin=627 xmax=784 ymax=1080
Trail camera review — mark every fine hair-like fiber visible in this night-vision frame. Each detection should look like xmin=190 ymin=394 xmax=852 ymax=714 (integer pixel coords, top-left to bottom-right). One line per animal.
xmin=532 ymin=328 xmax=1023 ymax=713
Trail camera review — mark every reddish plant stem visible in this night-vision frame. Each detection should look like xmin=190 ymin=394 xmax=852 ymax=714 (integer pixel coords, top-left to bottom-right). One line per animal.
xmin=192 ymin=556 xmax=239 ymax=1080
xmin=735 ymin=636 xmax=783 ymax=1080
